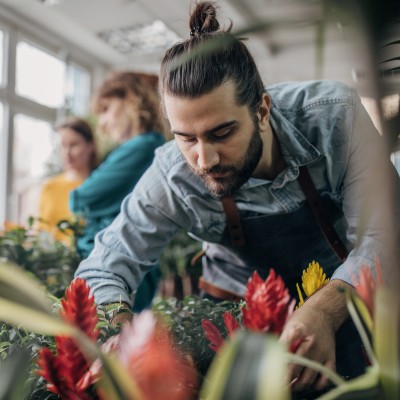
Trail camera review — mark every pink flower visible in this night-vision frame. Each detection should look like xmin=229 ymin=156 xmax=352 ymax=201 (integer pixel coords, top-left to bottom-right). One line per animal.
xmin=120 ymin=311 xmax=197 ymax=400
xmin=354 ymin=257 xmax=383 ymax=317
xmin=80 ymin=311 xmax=198 ymax=400
xmin=242 ymin=269 xmax=295 ymax=334
xmin=77 ymin=334 xmax=121 ymax=391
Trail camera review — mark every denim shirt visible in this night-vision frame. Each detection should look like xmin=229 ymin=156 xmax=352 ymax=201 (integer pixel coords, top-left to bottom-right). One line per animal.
xmin=75 ymin=80 xmax=400 ymax=306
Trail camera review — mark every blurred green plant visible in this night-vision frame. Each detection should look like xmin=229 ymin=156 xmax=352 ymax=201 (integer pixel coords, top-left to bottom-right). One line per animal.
xmin=0 ymin=262 xmax=132 ymax=400
xmin=159 ymin=229 xmax=202 ymax=278
xmin=0 ymin=257 xmax=398 ymax=400
xmin=158 ymin=229 xmax=203 ymax=299
xmin=0 ymin=217 xmax=80 ymax=298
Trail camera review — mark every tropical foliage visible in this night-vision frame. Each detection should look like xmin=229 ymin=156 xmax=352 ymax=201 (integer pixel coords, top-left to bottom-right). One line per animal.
xmin=0 ymin=214 xmax=398 ymax=400
xmin=0 ymin=218 xmax=80 ymax=298
xmin=1 ymin=257 xmax=397 ymax=400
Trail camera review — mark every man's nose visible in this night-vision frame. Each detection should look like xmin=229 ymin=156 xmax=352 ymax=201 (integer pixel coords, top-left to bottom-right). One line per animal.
xmin=197 ymin=142 xmax=219 ymax=171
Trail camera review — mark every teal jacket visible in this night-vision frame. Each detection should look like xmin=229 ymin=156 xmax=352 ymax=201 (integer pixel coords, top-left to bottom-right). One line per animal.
xmin=70 ymin=131 xmax=165 ymax=258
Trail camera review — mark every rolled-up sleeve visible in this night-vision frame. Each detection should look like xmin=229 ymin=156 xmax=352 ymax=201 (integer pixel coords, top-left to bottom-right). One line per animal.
xmin=74 ymin=159 xmax=194 ymax=306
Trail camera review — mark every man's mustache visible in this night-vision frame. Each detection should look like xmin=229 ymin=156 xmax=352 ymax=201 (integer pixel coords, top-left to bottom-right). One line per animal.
xmin=196 ymin=164 xmax=235 ymax=177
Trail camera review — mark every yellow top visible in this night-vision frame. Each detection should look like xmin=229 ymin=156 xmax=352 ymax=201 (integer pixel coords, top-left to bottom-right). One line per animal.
xmin=39 ymin=173 xmax=84 ymax=243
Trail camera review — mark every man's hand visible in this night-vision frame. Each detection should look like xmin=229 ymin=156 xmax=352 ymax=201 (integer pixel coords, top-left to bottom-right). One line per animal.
xmin=111 ymin=308 xmax=134 ymax=326
xmin=101 ymin=302 xmax=134 ymax=327
xmin=280 ymin=301 xmax=336 ymax=391
xmin=279 ymin=280 xmax=350 ymax=392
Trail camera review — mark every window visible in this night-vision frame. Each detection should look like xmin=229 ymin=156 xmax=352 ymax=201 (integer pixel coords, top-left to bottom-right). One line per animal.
xmin=16 ymin=41 xmax=66 ymax=108
xmin=66 ymin=63 xmax=91 ymax=116
xmin=11 ymin=114 xmax=56 ymax=224
xmin=0 ymin=11 xmax=97 ymax=225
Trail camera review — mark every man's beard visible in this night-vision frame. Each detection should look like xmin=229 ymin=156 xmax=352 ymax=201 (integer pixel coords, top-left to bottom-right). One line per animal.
xmin=192 ymin=123 xmax=263 ymax=198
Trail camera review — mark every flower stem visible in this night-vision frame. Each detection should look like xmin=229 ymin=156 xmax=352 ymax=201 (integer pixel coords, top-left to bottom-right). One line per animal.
xmin=346 ymin=294 xmax=378 ymax=365
xmin=286 ymin=353 xmax=345 ymax=386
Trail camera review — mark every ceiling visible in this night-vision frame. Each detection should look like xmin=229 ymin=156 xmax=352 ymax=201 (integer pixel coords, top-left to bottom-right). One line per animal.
xmin=0 ymin=0 xmax=399 ymax=96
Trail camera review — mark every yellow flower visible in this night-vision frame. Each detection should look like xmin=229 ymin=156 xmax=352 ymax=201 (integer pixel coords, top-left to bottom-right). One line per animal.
xmin=301 ymin=261 xmax=329 ymax=297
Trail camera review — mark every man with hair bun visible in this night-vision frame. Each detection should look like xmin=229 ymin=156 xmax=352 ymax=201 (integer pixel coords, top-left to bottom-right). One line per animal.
xmin=75 ymin=1 xmax=400 ymax=393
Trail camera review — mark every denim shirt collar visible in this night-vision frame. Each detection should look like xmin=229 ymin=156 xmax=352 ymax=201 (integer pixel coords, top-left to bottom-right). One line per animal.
xmin=268 ymin=105 xmax=322 ymax=189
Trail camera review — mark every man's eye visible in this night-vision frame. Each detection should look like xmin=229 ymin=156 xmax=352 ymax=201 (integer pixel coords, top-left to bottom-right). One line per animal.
xmin=182 ymin=136 xmax=196 ymax=143
xmin=213 ymin=129 xmax=232 ymax=140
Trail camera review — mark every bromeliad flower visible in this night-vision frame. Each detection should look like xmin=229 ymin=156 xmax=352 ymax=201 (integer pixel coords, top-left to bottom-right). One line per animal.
xmin=35 ymin=278 xmax=99 ymax=399
xmin=296 ymin=261 xmax=329 ymax=307
xmin=242 ymin=269 xmax=295 ymax=334
xmin=36 ymin=347 xmax=77 ymax=399
xmin=224 ymin=311 xmax=241 ymax=336
xmin=202 ymin=319 xmax=224 ymax=352
xmin=61 ymin=277 xmax=99 ymax=340
xmin=202 ymin=311 xmax=240 ymax=352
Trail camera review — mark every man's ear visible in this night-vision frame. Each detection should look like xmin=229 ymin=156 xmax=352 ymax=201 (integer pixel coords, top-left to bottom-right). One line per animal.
xmin=257 ymin=93 xmax=271 ymax=131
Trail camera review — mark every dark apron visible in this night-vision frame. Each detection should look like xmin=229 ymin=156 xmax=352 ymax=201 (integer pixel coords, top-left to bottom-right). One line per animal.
xmin=201 ymin=196 xmax=367 ymax=382
xmin=202 ymin=197 xmax=349 ymax=299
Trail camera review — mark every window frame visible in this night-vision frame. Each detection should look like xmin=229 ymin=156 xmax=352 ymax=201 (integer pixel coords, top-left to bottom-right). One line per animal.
xmin=0 ymin=7 xmax=106 ymax=225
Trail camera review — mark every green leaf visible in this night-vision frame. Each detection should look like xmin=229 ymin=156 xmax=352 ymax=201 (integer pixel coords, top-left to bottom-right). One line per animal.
xmin=0 ymin=349 xmax=31 ymax=400
xmin=287 ymin=353 xmax=345 ymax=387
xmin=374 ymin=287 xmax=400 ymax=400
xmin=316 ymin=364 xmax=380 ymax=400
xmin=0 ymin=261 xmax=141 ymax=399
xmin=201 ymin=332 xmax=289 ymax=400
xmin=351 ymin=291 xmax=374 ymax=334
xmin=345 ymin=288 xmax=377 ymax=365
xmin=0 ymin=299 xmax=75 ymax=337
xmin=0 ymin=262 xmax=53 ymax=314
xmin=200 ymin=334 xmax=240 ymax=399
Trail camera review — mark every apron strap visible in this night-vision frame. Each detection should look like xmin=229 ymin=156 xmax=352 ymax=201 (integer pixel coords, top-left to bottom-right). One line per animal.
xmin=198 ymin=277 xmax=243 ymax=302
xmin=221 ymin=196 xmax=246 ymax=247
xmin=297 ymin=166 xmax=349 ymax=262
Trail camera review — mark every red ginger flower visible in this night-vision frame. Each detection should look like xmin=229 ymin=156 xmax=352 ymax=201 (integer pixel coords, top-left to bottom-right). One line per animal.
xmin=61 ymin=277 xmax=99 ymax=340
xmin=224 ymin=311 xmax=241 ymax=335
xmin=242 ymin=269 xmax=295 ymax=334
xmin=202 ymin=319 xmax=224 ymax=352
xmin=36 ymin=278 xmax=99 ymax=399
xmin=36 ymin=347 xmax=82 ymax=400
xmin=202 ymin=311 xmax=241 ymax=352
